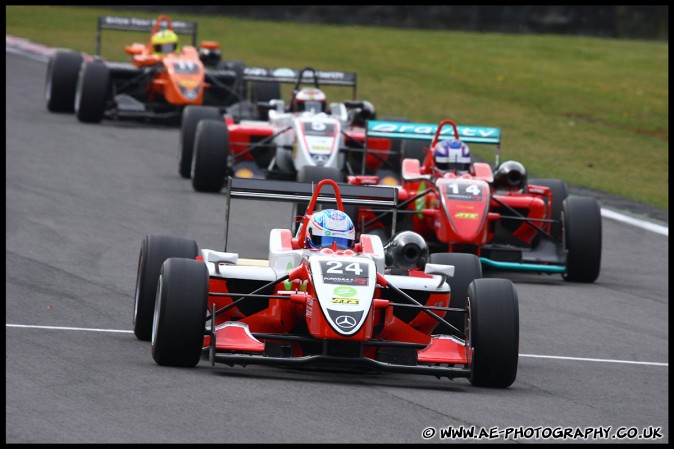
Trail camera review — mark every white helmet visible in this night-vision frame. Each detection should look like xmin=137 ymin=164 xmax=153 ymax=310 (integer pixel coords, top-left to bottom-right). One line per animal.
xmin=434 ymin=138 xmax=471 ymax=172
xmin=292 ymin=88 xmax=327 ymax=113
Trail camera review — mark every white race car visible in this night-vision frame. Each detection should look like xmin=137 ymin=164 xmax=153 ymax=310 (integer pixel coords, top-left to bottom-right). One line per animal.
xmin=178 ymin=67 xmax=395 ymax=192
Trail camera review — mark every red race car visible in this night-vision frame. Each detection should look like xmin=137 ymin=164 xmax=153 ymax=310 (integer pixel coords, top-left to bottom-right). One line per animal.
xmin=133 ymin=178 xmax=520 ymax=388
xmin=347 ymin=119 xmax=602 ymax=292
xmin=178 ymin=67 xmax=395 ymax=192
xmin=45 ymin=14 xmax=248 ymax=124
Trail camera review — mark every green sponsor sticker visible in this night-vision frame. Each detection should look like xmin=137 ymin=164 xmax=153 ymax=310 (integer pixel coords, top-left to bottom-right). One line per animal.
xmin=333 ymin=286 xmax=357 ymax=297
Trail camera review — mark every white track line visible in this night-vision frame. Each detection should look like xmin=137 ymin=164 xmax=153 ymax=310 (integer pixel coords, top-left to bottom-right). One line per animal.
xmin=6 ymin=323 xmax=667 ymax=366
xmin=601 ymin=208 xmax=668 ymax=236
xmin=6 ymin=323 xmax=133 ymax=333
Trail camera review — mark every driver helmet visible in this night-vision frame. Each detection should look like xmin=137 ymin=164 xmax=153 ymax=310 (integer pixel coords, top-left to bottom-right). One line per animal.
xmin=293 ymin=88 xmax=327 ymax=113
xmin=305 ymin=209 xmax=355 ymax=250
xmin=349 ymin=100 xmax=377 ymax=128
xmin=151 ymin=29 xmax=179 ymax=55
xmin=433 ymin=138 xmax=471 ymax=172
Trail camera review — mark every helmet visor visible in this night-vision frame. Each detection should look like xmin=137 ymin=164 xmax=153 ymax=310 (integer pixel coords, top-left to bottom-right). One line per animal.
xmin=302 ymin=100 xmax=323 ymax=113
xmin=153 ymin=43 xmax=177 ymax=54
xmin=313 ymin=235 xmax=352 ymax=250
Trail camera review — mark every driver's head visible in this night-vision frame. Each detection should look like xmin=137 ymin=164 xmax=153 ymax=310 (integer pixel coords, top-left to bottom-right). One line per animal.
xmin=305 ymin=209 xmax=355 ymax=250
xmin=151 ymin=29 xmax=179 ymax=55
xmin=433 ymin=138 xmax=471 ymax=172
xmin=292 ymin=88 xmax=327 ymax=113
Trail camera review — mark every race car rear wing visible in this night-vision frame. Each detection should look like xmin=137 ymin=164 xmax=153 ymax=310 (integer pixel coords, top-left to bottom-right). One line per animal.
xmin=366 ymin=120 xmax=501 ymax=145
xmin=223 ymin=177 xmax=398 ymax=251
xmin=365 ymin=119 xmax=503 ymax=168
xmin=241 ymin=67 xmax=358 ymax=98
xmin=96 ymin=15 xmax=198 ymax=56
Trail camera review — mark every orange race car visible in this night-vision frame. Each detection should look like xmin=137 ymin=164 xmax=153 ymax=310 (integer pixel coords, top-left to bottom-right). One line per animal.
xmin=45 ymin=14 xmax=250 ymax=124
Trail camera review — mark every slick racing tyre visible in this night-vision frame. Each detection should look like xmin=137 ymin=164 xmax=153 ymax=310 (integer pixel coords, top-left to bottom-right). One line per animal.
xmin=292 ymin=165 xmax=344 ymax=234
xmin=133 ymin=235 xmax=199 ymax=341
xmin=428 ymin=253 xmax=483 ymax=336
xmin=217 ymin=59 xmax=248 ymax=103
xmin=192 ymin=119 xmax=230 ymax=192
xmin=562 ymin=196 xmax=602 ymax=282
xmin=75 ymin=62 xmax=109 ymax=123
xmin=468 ymin=278 xmax=519 ymax=388
xmin=45 ymin=50 xmax=83 ymax=113
xmin=529 ymin=178 xmax=568 ymax=242
xmin=251 ymin=80 xmax=282 ymax=103
xmin=401 ymin=139 xmax=427 ymax=164
xmin=152 ymin=258 xmax=209 ymax=367
xmin=180 ymin=106 xmax=222 ymax=178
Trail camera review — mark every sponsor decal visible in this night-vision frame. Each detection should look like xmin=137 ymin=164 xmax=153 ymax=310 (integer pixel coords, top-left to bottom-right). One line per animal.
xmin=415 ymin=181 xmax=428 ymax=218
xmin=306 ymin=296 xmax=313 ymax=317
xmin=243 ymin=67 xmax=268 ymax=77
xmin=235 ymin=168 xmax=254 ymax=178
xmin=335 ymin=315 xmax=357 ymax=329
xmin=381 ymin=176 xmax=400 ymax=186
xmin=370 ymin=123 xmax=499 ymax=139
xmin=331 ymin=298 xmax=360 ymax=305
xmin=454 ymin=212 xmax=479 ymax=219
xmin=333 ymin=286 xmax=357 ymax=297
xmin=320 ymin=260 xmax=369 ymax=285
xmin=272 ymin=68 xmax=295 ymax=78
xmin=315 ymin=71 xmax=346 ymax=80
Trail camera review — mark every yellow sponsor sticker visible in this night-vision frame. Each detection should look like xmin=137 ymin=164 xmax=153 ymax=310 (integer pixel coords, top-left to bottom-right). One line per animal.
xmin=454 ymin=212 xmax=478 ymax=219
xmin=331 ymin=298 xmax=360 ymax=305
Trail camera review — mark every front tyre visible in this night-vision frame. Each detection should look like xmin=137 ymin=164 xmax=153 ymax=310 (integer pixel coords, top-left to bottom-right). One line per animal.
xmin=133 ymin=235 xmax=199 ymax=341
xmin=179 ymin=106 xmax=222 ymax=178
xmin=75 ymin=62 xmax=110 ymax=123
xmin=152 ymin=258 xmax=209 ymax=367
xmin=468 ymin=278 xmax=519 ymax=388
xmin=562 ymin=196 xmax=602 ymax=282
xmin=45 ymin=50 xmax=83 ymax=113
xmin=192 ymin=119 xmax=230 ymax=192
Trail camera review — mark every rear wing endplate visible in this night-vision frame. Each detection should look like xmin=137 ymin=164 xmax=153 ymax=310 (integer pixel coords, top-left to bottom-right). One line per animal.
xmin=96 ymin=16 xmax=198 ymax=56
xmin=223 ymin=177 xmax=398 ymax=251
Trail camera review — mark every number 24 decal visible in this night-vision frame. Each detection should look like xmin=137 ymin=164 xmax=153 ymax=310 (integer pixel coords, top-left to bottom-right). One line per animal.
xmin=324 ymin=261 xmax=365 ymax=276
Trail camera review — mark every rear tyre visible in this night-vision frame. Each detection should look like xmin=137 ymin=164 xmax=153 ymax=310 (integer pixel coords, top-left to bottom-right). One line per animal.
xmin=180 ymin=106 xmax=222 ymax=178
xmin=152 ymin=258 xmax=209 ymax=367
xmin=401 ymin=139 xmax=428 ymax=164
xmin=133 ymin=235 xmax=199 ymax=341
xmin=468 ymin=278 xmax=519 ymax=388
xmin=292 ymin=166 xmax=344 ymax=233
xmin=562 ymin=196 xmax=602 ymax=282
xmin=529 ymin=178 xmax=568 ymax=241
xmin=251 ymin=80 xmax=282 ymax=102
xmin=428 ymin=253 xmax=482 ymax=335
xmin=192 ymin=119 xmax=230 ymax=192
xmin=75 ymin=62 xmax=109 ymax=123
xmin=217 ymin=59 xmax=248 ymax=102
xmin=353 ymin=115 xmax=409 ymax=175
xmin=45 ymin=50 xmax=83 ymax=113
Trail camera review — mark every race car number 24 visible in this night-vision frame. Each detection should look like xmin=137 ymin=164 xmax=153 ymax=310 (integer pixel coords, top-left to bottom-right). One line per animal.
xmin=319 ymin=260 xmax=369 ymax=286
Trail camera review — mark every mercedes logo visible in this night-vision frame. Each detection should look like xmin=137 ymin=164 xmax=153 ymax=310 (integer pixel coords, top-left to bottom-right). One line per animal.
xmin=335 ymin=315 xmax=357 ymax=329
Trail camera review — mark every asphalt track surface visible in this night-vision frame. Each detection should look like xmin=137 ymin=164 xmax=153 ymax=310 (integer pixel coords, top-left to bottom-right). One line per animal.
xmin=5 ymin=50 xmax=669 ymax=444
